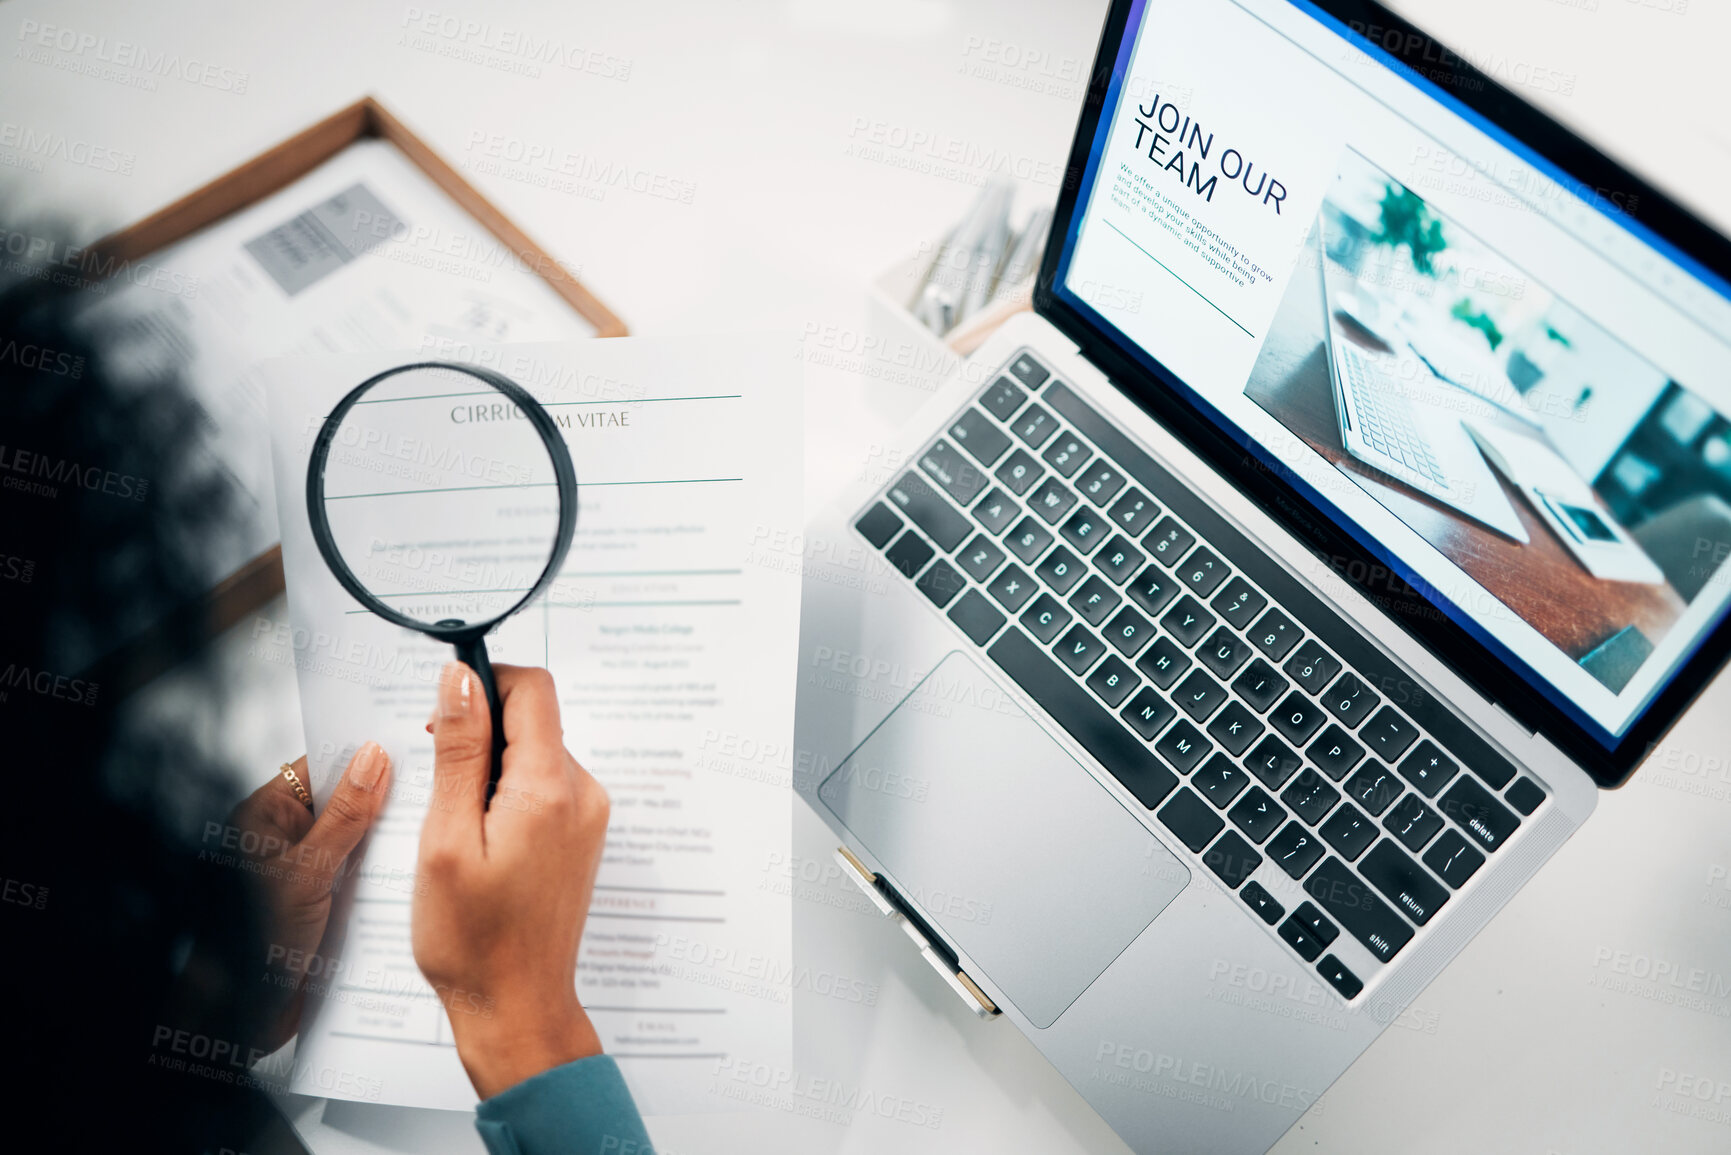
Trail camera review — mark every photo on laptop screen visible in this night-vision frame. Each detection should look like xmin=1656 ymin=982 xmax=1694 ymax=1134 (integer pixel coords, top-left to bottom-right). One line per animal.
xmin=1243 ymin=147 xmax=1729 ymax=694
xmin=1056 ymin=0 xmax=1731 ymax=743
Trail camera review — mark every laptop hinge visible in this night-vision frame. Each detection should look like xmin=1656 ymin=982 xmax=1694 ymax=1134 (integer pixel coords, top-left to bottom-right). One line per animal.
xmin=833 ymin=846 xmax=1000 ymax=1019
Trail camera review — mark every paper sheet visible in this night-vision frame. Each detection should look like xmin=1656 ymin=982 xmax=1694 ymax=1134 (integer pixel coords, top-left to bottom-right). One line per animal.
xmin=262 ymin=336 xmax=798 ymax=1112
xmin=75 ymin=139 xmax=599 ymax=640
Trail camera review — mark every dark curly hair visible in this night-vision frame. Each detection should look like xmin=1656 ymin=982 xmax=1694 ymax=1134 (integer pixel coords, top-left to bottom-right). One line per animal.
xmin=0 ymin=217 xmax=304 ymax=1153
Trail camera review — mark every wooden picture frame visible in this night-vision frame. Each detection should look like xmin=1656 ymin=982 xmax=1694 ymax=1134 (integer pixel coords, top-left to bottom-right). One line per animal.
xmin=83 ymin=96 xmax=626 ymax=695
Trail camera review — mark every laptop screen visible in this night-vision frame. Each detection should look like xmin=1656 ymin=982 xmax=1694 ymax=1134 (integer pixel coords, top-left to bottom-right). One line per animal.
xmin=1051 ymin=0 xmax=1731 ymax=748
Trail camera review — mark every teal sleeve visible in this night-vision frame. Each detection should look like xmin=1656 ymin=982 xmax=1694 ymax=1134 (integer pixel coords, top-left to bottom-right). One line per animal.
xmin=473 ymin=1054 xmax=653 ymax=1155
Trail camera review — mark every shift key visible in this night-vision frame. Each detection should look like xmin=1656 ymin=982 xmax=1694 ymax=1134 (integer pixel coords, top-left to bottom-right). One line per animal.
xmin=1302 ymin=857 xmax=1414 ymax=963
xmin=887 ymin=471 xmax=972 ymax=551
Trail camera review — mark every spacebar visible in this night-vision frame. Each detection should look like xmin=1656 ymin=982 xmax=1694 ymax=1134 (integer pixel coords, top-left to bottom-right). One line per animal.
xmin=988 ymin=628 xmax=1177 ymax=810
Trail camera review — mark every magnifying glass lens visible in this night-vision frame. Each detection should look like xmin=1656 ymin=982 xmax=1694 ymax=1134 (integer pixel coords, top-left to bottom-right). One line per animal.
xmin=318 ymin=365 xmax=563 ymax=628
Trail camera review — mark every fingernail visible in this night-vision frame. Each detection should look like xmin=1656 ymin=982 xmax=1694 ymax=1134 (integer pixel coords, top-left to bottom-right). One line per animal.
xmin=439 ymin=662 xmax=472 ymax=720
xmin=351 ymin=742 xmax=387 ymax=791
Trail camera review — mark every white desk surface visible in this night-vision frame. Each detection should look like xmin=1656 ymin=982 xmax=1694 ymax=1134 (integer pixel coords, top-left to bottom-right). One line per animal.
xmin=12 ymin=0 xmax=1731 ymax=1151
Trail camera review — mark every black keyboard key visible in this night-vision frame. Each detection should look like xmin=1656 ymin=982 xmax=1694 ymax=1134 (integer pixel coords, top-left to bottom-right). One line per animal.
xmin=1126 ymin=565 xmax=1180 ymax=617
xmin=1040 ymin=432 xmax=1090 ymax=478
xmin=1249 ymin=608 xmax=1302 ymax=661
xmin=1317 ymin=955 xmax=1362 ymax=1000
xmin=1035 ymin=545 xmax=1086 ymax=594
xmin=1281 ymin=769 xmax=1340 ymax=825
xmin=1362 ymin=707 xmax=1419 ymax=763
xmin=1396 ymin=740 xmax=1458 ymax=799
xmin=1206 ymin=700 xmax=1264 ymax=757
xmin=1005 ymin=516 xmax=1055 ymax=564
xmin=1292 ymin=901 xmax=1339 ymax=946
xmin=1232 ymin=660 xmax=1288 ymax=713
xmin=919 ymin=438 xmax=991 ymax=506
xmin=979 ymin=376 xmax=1027 ymax=421
xmin=946 ymin=589 xmax=1004 ymax=645
xmin=1120 ymin=687 xmax=1176 ymax=740
xmin=1103 ymin=606 xmax=1155 ymax=659
xmin=1321 ymin=672 xmax=1379 ymax=729
xmin=1211 ymin=578 xmax=1266 ymax=630
xmin=1059 ymin=507 xmax=1108 ymax=555
xmin=1229 ymin=786 xmax=1285 ymax=844
xmin=1054 ymin=624 xmax=1105 ymax=675
xmin=1135 ymin=635 xmax=1190 ymax=689
xmin=1242 ymin=880 xmax=1284 ymax=925
xmin=1007 ymin=353 xmax=1048 ymax=389
xmin=1193 ymin=753 xmax=1250 ymax=808
xmin=1095 ymin=535 xmax=1145 ymax=585
xmin=1068 ymin=576 xmax=1121 ymax=626
xmin=972 ymin=488 xmax=1020 ymax=535
xmin=1278 ymin=914 xmax=1326 ymax=962
xmin=1319 ymin=802 xmax=1376 ymax=861
xmin=1506 ymin=777 xmax=1546 ymax=816
xmin=1343 ymin=761 xmax=1401 ymax=816
xmin=1203 ymin=830 xmax=1262 ymax=889
xmin=1304 ymin=857 xmax=1414 ymax=963
xmin=1360 ymin=840 xmax=1449 ymax=926
xmin=1159 ymin=788 xmax=1224 ymax=852
xmin=1271 ymin=692 xmax=1328 ymax=745
xmin=915 ymin=559 xmax=966 ymax=608
xmin=1422 ymin=830 xmax=1485 ymax=889
xmin=1465 ymin=753 xmax=1515 ymax=791
xmin=1030 ymin=478 xmax=1079 ymax=525
xmin=856 ymin=502 xmax=902 ymax=548
xmin=1267 ymin=822 xmax=1325 ymax=879
xmin=1198 ymin=627 xmax=1253 ymax=679
xmin=1107 ymin=488 xmax=1160 ymax=535
xmin=988 ymin=628 xmax=1177 ymax=809
xmin=1161 ymin=596 xmax=1215 ymax=648
xmin=1175 ymin=669 xmax=1227 ymax=722
xmin=1283 ymin=640 xmax=1340 ymax=694
xmin=1246 ymin=736 xmax=1304 ymax=790
xmin=948 ymin=407 xmax=1012 ymax=466
xmin=1154 ymin=719 xmax=1211 ymax=774
xmin=987 ymin=564 xmax=1038 ymax=614
xmin=1383 ymin=794 xmax=1443 ymax=852
xmin=887 ymin=472 xmax=971 ymax=551
xmin=1176 ymin=546 xmax=1230 ymax=597
xmin=1086 ymin=656 xmax=1139 ymax=708
xmin=885 ymin=530 xmax=935 ymax=578
xmin=1437 ymin=776 xmax=1520 ymax=852
xmin=1011 ymin=404 xmax=1059 ymax=449
xmin=1145 ymin=517 xmax=1195 ymax=566
xmin=1307 ymin=724 xmax=1365 ymax=781
xmin=1075 ymin=460 xmax=1126 ymax=506
xmin=957 ymin=535 xmax=1007 ymax=582
xmin=1020 ymin=594 xmax=1072 ymax=644
xmin=994 ymin=449 xmax=1044 ymax=496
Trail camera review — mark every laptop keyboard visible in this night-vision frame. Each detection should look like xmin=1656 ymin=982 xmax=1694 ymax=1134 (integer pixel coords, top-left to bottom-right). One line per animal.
xmin=1337 ymin=342 xmax=1447 ymax=487
xmin=853 ymin=349 xmax=1551 ymax=1002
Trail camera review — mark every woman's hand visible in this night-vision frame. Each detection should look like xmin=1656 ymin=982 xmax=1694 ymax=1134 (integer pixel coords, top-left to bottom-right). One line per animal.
xmin=226 ymin=743 xmax=392 ymax=1053
xmin=412 ymin=662 xmax=611 ymax=1100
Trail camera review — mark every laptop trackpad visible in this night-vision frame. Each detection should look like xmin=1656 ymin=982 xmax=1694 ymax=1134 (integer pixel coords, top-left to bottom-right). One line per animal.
xmin=818 ymin=652 xmax=1191 ymax=1027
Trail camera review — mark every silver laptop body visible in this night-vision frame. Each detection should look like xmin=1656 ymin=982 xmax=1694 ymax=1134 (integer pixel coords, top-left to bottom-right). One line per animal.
xmin=791 ymin=1 xmax=1731 ymax=1150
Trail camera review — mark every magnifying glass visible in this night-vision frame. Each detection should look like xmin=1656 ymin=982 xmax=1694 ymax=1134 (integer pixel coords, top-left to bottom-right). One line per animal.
xmin=305 ymin=361 xmax=577 ymax=794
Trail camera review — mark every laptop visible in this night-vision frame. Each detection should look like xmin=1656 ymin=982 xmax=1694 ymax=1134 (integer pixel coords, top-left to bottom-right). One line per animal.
xmin=793 ymin=1 xmax=1731 ymax=1150
xmin=1314 ymin=225 xmax=1531 ymax=541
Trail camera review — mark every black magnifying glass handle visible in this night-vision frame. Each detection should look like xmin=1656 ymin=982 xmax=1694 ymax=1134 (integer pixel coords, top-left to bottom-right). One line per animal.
xmin=452 ymin=635 xmax=507 ymax=799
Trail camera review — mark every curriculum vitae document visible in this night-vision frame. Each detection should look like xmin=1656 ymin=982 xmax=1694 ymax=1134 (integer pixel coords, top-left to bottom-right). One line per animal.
xmin=262 ymin=335 xmax=799 ymax=1113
